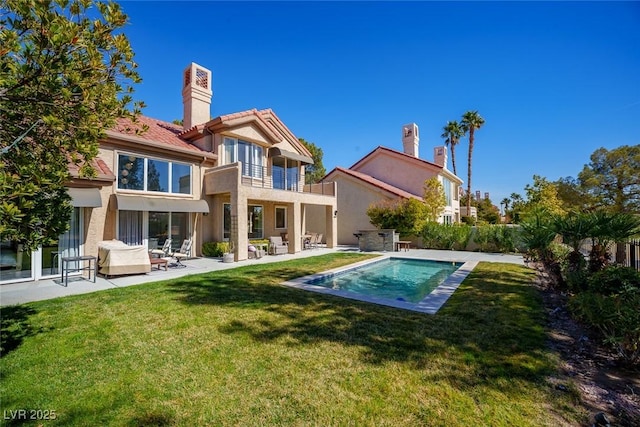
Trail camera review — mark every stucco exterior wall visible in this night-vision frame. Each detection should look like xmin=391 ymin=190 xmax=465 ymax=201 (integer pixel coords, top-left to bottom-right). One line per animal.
xmin=79 ymin=145 xmax=211 ymax=260
xmin=353 ymin=152 xmax=440 ymax=196
xmin=222 ymin=124 xmax=271 ymax=146
xmin=324 ymin=173 xmax=397 ymax=245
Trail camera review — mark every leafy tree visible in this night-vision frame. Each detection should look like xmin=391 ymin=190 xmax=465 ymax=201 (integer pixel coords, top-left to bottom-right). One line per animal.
xmin=523 ymin=175 xmax=566 ymax=217
xmin=460 ymin=110 xmax=485 ymax=219
xmin=440 ymin=120 xmax=464 ymax=175
xmin=508 ymin=192 xmax=526 ymax=223
xmin=520 ymin=207 xmax=556 ymax=263
xmin=476 ymin=196 xmax=500 ymax=224
xmin=299 ymin=138 xmax=326 ymax=184
xmin=366 ymin=198 xmax=427 ymax=237
xmin=500 ymin=197 xmax=510 ymax=215
xmin=578 ymin=145 xmax=640 ymax=214
xmin=553 ymin=211 xmax=597 ymax=274
xmin=422 ymin=177 xmax=446 ymax=222
xmin=553 ymin=176 xmax=593 ymax=213
xmin=1 ymin=0 xmax=144 ymax=251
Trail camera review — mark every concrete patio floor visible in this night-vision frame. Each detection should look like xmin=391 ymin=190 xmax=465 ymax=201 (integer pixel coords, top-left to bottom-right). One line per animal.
xmin=0 ymin=247 xmax=524 ymax=307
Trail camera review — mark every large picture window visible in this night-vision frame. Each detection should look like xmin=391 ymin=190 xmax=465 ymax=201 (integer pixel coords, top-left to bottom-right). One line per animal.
xmin=118 ymin=154 xmax=191 ymax=194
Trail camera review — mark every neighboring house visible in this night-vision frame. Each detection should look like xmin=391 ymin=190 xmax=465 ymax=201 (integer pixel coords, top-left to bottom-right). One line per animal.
xmin=314 ymin=123 xmax=463 ymax=245
xmin=0 ymin=62 xmax=336 ymax=284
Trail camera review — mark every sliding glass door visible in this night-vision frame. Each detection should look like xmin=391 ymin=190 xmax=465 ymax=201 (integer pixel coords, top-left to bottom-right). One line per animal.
xmin=0 ymin=240 xmax=32 ymax=282
xmin=223 ymin=204 xmax=263 ymax=240
xmin=1 ymin=207 xmax=82 ymax=283
xmin=121 ymin=210 xmax=190 ymax=253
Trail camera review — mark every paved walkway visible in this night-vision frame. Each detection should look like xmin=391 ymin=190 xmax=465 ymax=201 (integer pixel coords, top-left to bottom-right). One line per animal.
xmin=0 ymin=247 xmax=523 ymax=307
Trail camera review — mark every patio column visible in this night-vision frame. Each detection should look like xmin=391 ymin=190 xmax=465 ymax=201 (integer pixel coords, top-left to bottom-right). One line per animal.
xmin=325 ymin=204 xmax=337 ymax=248
xmin=232 ymin=192 xmax=248 ymax=261
xmin=289 ymin=201 xmax=302 ymax=253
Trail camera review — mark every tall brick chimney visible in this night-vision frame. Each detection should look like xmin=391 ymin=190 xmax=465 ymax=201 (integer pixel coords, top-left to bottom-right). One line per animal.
xmin=401 ymin=123 xmax=419 ymax=158
xmin=434 ymin=146 xmax=448 ymax=167
xmin=182 ymin=62 xmax=212 ymax=129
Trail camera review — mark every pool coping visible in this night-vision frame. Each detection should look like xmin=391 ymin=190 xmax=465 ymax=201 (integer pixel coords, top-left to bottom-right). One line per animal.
xmin=281 ymin=255 xmax=478 ymax=314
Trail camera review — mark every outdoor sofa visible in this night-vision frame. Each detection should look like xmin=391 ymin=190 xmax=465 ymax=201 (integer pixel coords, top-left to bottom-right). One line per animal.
xmin=97 ymin=240 xmax=151 ymax=276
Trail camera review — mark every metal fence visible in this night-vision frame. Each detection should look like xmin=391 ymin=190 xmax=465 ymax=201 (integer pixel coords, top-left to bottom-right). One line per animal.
xmin=620 ymin=239 xmax=640 ymax=271
xmin=238 ymin=164 xmax=335 ymax=196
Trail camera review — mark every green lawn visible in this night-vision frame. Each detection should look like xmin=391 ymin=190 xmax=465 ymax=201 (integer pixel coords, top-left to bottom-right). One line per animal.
xmin=0 ymin=253 xmax=585 ymax=426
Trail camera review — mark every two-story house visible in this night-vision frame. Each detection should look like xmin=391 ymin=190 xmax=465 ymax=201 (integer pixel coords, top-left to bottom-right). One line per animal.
xmin=0 ymin=62 xmax=337 ymax=284
xmin=318 ymin=123 xmax=463 ymax=245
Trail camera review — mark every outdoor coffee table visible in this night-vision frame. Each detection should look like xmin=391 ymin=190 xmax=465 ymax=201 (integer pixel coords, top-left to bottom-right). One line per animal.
xmin=149 ymin=257 xmax=169 ymax=271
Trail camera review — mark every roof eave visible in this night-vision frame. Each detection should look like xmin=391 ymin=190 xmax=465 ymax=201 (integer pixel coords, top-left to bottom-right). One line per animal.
xmin=104 ymin=130 xmax=217 ymax=164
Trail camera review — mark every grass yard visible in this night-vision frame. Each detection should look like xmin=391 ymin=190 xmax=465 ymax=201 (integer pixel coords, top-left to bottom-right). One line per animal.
xmin=0 ymin=253 xmax=585 ymax=426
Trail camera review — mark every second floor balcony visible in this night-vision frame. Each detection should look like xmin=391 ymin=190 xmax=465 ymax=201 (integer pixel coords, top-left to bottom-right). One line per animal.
xmin=204 ymin=162 xmax=335 ymax=197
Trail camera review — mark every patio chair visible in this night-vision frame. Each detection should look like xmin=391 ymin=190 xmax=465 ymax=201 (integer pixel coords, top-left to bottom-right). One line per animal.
xmin=304 ymin=232 xmax=318 ymax=249
xmin=314 ymin=233 xmax=323 ymax=249
xmin=150 ymin=238 xmax=172 ymax=258
xmin=269 ymin=236 xmax=288 ymax=255
xmin=172 ymin=239 xmax=192 ymax=267
xmin=148 ymin=237 xmax=159 ymax=251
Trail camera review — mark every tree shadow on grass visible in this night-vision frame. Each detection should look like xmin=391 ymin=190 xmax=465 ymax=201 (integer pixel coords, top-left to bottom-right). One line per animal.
xmin=166 ymin=263 xmax=557 ymax=395
xmin=1 ymin=305 xmax=39 ymax=358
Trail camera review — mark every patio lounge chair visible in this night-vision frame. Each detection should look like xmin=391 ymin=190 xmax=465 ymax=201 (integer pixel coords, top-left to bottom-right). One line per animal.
xmin=304 ymin=232 xmax=318 ymax=249
xmin=172 ymin=239 xmax=192 ymax=267
xmin=269 ymin=236 xmax=288 ymax=255
xmin=150 ymin=239 xmax=172 ymax=258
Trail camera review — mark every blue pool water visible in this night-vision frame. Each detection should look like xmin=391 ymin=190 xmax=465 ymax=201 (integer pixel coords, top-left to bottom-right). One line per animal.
xmin=307 ymin=258 xmax=462 ymax=303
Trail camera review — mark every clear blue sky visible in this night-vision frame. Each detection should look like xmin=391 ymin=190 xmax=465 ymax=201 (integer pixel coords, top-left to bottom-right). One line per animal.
xmin=119 ymin=1 xmax=639 ymax=203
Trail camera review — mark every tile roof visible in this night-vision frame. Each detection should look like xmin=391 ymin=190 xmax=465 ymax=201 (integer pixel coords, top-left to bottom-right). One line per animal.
xmin=111 ymin=115 xmax=207 ymax=154
xmin=204 ymin=108 xmax=282 ymax=143
xmin=327 ymin=167 xmax=422 ymax=200
xmin=68 ymin=157 xmax=115 ymax=181
xmin=110 ymin=110 xmax=310 ymax=158
xmin=350 ymin=146 xmax=442 ymax=170
xmin=258 ymin=109 xmax=313 ymax=157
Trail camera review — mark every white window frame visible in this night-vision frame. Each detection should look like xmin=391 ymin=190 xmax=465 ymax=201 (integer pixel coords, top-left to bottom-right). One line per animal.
xmin=221 ymin=137 xmax=263 ymax=179
xmin=117 ymin=152 xmax=192 ymax=195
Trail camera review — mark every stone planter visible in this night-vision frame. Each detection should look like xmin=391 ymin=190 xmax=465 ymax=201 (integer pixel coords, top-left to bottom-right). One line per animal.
xmin=222 ymin=253 xmax=235 ymax=263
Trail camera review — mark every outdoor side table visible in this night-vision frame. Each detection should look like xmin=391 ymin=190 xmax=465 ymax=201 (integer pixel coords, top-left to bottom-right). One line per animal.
xmin=61 ymin=255 xmax=97 ymax=287
xmin=395 ymin=241 xmax=411 ymax=252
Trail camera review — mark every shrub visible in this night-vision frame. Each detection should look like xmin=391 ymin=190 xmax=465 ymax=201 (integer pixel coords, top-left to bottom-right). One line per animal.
xmin=367 ymin=198 xmax=428 ymax=237
xmin=569 ymin=289 xmax=640 ymax=365
xmin=473 ymin=224 xmax=498 ymax=252
xmin=449 ymin=224 xmax=473 ymax=250
xmin=421 ymin=223 xmax=472 ymax=250
xmin=461 ymin=216 xmax=476 ymax=225
xmin=519 ymin=209 xmax=556 ymax=262
xmin=202 ymin=242 xmax=229 ymax=257
xmin=421 ymin=222 xmax=445 ymax=249
xmin=587 ymin=266 xmax=640 ymax=296
xmin=548 ymin=241 xmax=572 ymax=263
xmin=472 ymin=225 xmax=520 ymax=253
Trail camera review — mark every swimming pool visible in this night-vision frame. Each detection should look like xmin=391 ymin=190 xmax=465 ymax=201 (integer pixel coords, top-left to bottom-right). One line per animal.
xmin=282 ymin=256 xmax=477 ymax=314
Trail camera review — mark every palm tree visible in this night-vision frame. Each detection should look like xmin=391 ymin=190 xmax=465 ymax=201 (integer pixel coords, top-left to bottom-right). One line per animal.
xmin=460 ymin=111 xmax=485 ymax=218
xmin=500 ymin=197 xmax=510 ymax=216
xmin=440 ymin=121 xmax=464 ymax=175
